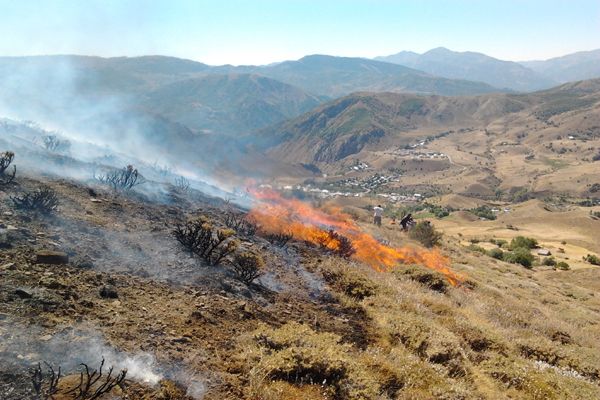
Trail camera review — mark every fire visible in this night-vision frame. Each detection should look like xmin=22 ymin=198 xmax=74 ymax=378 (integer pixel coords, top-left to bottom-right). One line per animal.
xmin=247 ymin=188 xmax=464 ymax=286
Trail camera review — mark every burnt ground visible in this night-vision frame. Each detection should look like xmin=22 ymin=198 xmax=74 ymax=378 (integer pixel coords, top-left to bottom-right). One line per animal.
xmin=0 ymin=176 xmax=374 ymax=399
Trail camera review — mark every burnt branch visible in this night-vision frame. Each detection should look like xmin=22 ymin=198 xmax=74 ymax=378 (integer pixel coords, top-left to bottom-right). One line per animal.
xmin=0 ymin=151 xmax=16 ymax=185
xmin=326 ymin=230 xmax=356 ymax=259
xmin=66 ymin=358 xmax=127 ymax=400
xmin=11 ymin=188 xmax=59 ymax=214
xmin=31 ymin=362 xmax=61 ymax=400
xmin=224 ymin=211 xmax=257 ymax=237
xmin=95 ymin=165 xmax=145 ymax=191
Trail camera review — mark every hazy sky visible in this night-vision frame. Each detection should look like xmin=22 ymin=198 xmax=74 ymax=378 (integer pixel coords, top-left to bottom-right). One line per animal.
xmin=1 ymin=0 xmax=599 ymax=65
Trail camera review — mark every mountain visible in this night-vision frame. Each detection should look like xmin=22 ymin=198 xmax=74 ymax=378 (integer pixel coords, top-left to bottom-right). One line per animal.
xmin=0 ymin=55 xmax=322 ymax=136
xmin=257 ymin=78 xmax=600 ymax=164
xmin=245 ymin=54 xmax=501 ymax=97
xmin=140 ymin=74 xmax=322 ymax=134
xmin=376 ymin=47 xmax=556 ymax=92
xmin=521 ymin=49 xmax=600 ymax=83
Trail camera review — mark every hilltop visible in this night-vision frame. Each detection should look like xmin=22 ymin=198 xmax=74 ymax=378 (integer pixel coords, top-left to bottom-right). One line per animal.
xmin=376 ymin=47 xmax=555 ymax=92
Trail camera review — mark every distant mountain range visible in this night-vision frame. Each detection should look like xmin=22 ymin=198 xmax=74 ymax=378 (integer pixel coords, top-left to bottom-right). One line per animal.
xmin=375 ymin=47 xmax=555 ymax=92
xmin=0 ymin=48 xmax=598 ymax=157
xmin=521 ymin=49 xmax=600 ymax=84
xmin=230 ymin=54 xmax=499 ymax=97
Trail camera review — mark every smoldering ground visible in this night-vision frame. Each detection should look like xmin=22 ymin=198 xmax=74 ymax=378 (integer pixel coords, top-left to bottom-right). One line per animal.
xmin=0 ymin=316 xmax=207 ymax=399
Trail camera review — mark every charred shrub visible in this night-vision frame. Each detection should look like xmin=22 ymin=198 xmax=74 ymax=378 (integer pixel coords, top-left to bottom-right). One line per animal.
xmin=31 ymin=359 xmax=126 ymax=400
xmin=224 ymin=210 xmax=257 ymax=237
xmin=42 ymin=135 xmax=71 ymax=153
xmin=31 ymin=362 xmax=61 ymax=400
xmin=0 ymin=151 xmax=16 ymax=185
xmin=95 ymin=165 xmax=145 ymax=191
xmin=11 ymin=187 xmax=59 ymax=214
xmin=173 ymin=216 xmax=239 ymax=265
xmin=409 ymin=221 xmax=442 ymax=248
xmin=66 ymin=358 xmax=127 ymax=400
xmin=174 ymin=176 xmax=190 ymax=193
xmin=317 ymin=230 xmax=356 ymax=259
xmin=232 ymin=251 xmax=265 ymax=284
xmin=264 ymin=231 xmax=293 ymax=247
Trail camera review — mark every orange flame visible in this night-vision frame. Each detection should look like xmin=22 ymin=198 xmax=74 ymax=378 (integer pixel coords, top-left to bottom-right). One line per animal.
xmin=247 ymin=188 xmax=464 ymax=286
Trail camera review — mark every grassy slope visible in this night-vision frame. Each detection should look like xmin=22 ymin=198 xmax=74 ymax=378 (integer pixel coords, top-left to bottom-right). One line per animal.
xmin=1 ymin=171 xmax=599 ymax=399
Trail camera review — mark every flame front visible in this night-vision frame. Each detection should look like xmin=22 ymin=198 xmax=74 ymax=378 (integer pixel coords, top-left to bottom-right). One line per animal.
xmin=247 ymin=188 xmax=463 ymax=286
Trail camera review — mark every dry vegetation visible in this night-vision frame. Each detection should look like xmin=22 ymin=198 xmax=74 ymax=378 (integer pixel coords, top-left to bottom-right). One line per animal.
xmin=1 ymin=162 xmax=599 ymax=399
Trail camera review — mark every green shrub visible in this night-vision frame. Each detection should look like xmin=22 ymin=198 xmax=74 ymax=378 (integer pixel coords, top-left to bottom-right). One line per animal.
xmin=470 ymin=206 xmax=497 ymax=220
xmin=583 ymin=254 xmax=600 ymax=266
xmin=490 ymin=238 xmax=508 ymax=248
xmin=503 ymin=248 xmax=534 ymax=268
xmin=556 ymin=261 xmax=570 ymax=270
xmin=542 ymin=257 xmax=557 ymax=266
xmin=510 ymin=236 xmax=538 ymax=250
xmin=488 ymin=248 xmax=504 ymax=260
xmin=467 ymin=244 xmax=487 ymax=254
xmin=409 ymin=221 xmax=442 ymax=248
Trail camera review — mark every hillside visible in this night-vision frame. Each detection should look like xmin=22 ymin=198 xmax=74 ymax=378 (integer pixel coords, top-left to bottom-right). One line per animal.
xmin=376 ymin=47 xmax=556 ymax=92
xmin=256 ymin=79 xmax=600 ymax=200
xmin=522 ymin=49 xmax=600 ymax=83
xmin=1 ymin=162 xmax=599 ymax=399
xmin=140 ymin=74 xmax=322 ymax=134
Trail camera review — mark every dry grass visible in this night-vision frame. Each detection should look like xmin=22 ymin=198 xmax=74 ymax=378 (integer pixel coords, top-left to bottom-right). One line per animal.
xmin=236 ymin=233 xmax=600 ymax=399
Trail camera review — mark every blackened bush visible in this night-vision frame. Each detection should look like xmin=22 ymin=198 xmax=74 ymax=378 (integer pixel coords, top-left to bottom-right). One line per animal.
xmin=95 ymin=165 xmax=145 ymax=191
xmin=174 ymin=176 xmax=190 ymax=193
xmin=232 ymin=251 xmax=265 ymax=284
xmin=11 ymin=188 xmax=59 ymax=214
xmin=265 ymin=231 xmax=293 ymax=247
xmin=173 ymin=216 xmax=239 ymax=265
xmin=317 ymin=230 xmax=356 ymax=258
xmin=409 ymin=221 xmax=442 ymax=248
xmin=42 ymin=135 xmax=71 ymax=153
xmin=0 ymin=151 xmax=16 ymax=185
xmin=224 ymin=210 xmax=257 ymax=237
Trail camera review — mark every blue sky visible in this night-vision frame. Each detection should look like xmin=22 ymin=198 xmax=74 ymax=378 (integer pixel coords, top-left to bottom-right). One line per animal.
xmin=1 ymin=0 xmax=599 ymax=65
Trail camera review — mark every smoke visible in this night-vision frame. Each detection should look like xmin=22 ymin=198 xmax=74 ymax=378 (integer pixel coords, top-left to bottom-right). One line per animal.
xmin=0 ymin=317 xmax=163 ymax=384
xmin=0 ymin=56 xmax=249 ymax=199
xmin=0 ymin=316 xmax=207 ymax=398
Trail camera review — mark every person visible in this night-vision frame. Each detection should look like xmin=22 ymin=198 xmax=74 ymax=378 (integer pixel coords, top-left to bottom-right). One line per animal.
xmin=373 ymin=204 xmax=384 ymax=226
